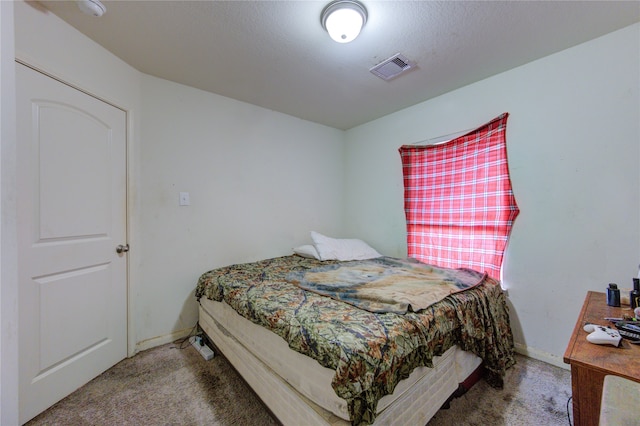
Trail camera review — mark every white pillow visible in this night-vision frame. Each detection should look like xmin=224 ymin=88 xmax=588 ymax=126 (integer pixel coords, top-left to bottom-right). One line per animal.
xmin=310 ymin=231 xmax=382 ymax=261
xmin=293 ymin=244 xmax=320 ymax=259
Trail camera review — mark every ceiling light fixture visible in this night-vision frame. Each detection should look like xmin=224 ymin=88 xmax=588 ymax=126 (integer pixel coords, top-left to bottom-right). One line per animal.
xmin=77 ymin=0 xmax=106 ymax=17
xmin=321 ymin=0 xmax=367 ymax=43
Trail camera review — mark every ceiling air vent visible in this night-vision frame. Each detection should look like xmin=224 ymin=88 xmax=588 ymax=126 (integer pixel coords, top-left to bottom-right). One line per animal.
xmin=370 ymin=53 xmax=416 ymax=81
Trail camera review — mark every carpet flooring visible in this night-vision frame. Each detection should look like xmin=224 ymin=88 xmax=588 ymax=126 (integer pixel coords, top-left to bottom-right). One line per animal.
xmin=26 ymin=341 xmax=572 ymax=426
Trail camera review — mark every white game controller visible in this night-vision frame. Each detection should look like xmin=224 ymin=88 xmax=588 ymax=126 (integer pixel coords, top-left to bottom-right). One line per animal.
xmin=583 ymin=323 xmax=622 ymax=347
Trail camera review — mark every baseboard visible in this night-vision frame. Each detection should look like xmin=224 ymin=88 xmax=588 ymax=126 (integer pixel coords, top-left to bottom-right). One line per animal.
xmin=514 ymin=342 xmax=569 ymax=370
xmin=136 ymin=330 xmax=570 ymax=373
xmin=134 ymin=327 xmax=194 ymax=353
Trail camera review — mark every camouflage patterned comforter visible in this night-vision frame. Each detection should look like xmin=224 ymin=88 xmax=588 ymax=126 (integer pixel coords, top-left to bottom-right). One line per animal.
xmin=195 ymin=255 xmax=515 ymax=425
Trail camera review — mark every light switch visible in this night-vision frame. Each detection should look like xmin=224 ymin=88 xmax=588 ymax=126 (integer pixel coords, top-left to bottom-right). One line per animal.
xmin=179 ymin=192 xmax=190 ymax=206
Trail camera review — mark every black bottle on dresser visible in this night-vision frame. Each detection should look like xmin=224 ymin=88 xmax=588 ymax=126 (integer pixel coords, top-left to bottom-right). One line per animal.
xmin=607 ymin=283 xmax=621 ymax=307
xmin=630 ymin=278 xmax=640 ymax=310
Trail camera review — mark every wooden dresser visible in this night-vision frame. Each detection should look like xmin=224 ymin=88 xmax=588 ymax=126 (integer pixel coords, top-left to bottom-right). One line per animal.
xmin=563 ymin=291 xmax=640 ymax=426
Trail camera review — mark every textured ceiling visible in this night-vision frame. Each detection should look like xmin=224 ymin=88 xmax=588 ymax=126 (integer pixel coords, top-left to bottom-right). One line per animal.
xmin=41 ymin=1 xmax=639 ymax=130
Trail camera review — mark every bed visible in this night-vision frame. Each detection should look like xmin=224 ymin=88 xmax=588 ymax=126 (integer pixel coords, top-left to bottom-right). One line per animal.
xmin=195 ymin=254 xmax=515 ymax=425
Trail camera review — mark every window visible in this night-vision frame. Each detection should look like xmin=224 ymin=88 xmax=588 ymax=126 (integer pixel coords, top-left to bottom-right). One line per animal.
xmin=398 ymin=113 xmax=518 ymax=279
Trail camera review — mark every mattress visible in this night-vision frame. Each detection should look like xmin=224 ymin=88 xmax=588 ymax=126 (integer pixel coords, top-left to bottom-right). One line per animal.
xmin=199 ymin=297 xmax=482 ymax=422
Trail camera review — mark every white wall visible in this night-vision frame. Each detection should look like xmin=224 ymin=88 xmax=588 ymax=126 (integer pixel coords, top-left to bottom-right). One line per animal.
xmin=136 ymin=75 xmax=344 ymax=347
xmin=13 ymin=0 xmax=346 ymax=353
xmin=343 ymin=23 xmax=640 ymax=367
xmin=1 ymin=1 xmax=18 ymax=423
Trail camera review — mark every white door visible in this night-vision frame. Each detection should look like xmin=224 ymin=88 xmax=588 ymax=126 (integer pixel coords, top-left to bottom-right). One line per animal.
xmin=16 ymin=63 xmax=128 ymax=424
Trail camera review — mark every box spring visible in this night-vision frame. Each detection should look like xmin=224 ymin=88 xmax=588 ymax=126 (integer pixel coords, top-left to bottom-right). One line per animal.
xmin=198 ymin=298 xmax=482 ymax=425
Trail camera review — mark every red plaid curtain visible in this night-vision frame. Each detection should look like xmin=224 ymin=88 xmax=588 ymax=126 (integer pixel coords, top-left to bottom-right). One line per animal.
xmin=399 ymin=113 xmax=519 ymax=279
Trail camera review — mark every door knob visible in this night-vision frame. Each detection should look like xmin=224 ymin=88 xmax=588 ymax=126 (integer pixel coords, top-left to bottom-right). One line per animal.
xmin=116 ymin=244 xmax=129 ymax=254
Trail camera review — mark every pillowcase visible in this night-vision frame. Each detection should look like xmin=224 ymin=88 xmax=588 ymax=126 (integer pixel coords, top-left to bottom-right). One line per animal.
xmin=310 ymin=231 xmax=382 ymax=261
xmin=293 ymin=244 xmax=320 ymax=259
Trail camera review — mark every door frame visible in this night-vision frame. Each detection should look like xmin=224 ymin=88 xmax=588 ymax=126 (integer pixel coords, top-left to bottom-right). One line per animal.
xmin=15 ymin=58 xmax=135 ymax=358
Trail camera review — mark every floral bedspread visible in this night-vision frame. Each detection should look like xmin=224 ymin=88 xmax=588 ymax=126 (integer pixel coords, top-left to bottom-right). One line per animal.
xmin=195 ymin=255 xmax=515 ymax=425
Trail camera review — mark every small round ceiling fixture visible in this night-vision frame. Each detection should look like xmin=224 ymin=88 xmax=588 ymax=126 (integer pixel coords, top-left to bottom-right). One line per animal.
xmin=77 ymin=0 xmax=106 ymax=17
xmin=321 ymin=0 xmax=367 ymax=43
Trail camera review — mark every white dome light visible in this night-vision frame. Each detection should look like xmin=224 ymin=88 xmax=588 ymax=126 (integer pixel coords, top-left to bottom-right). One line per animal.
xmin=77 ymin=0 xmax=106 ymax=17
xmin=321 ymin=1 xmax=367 ymax=44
